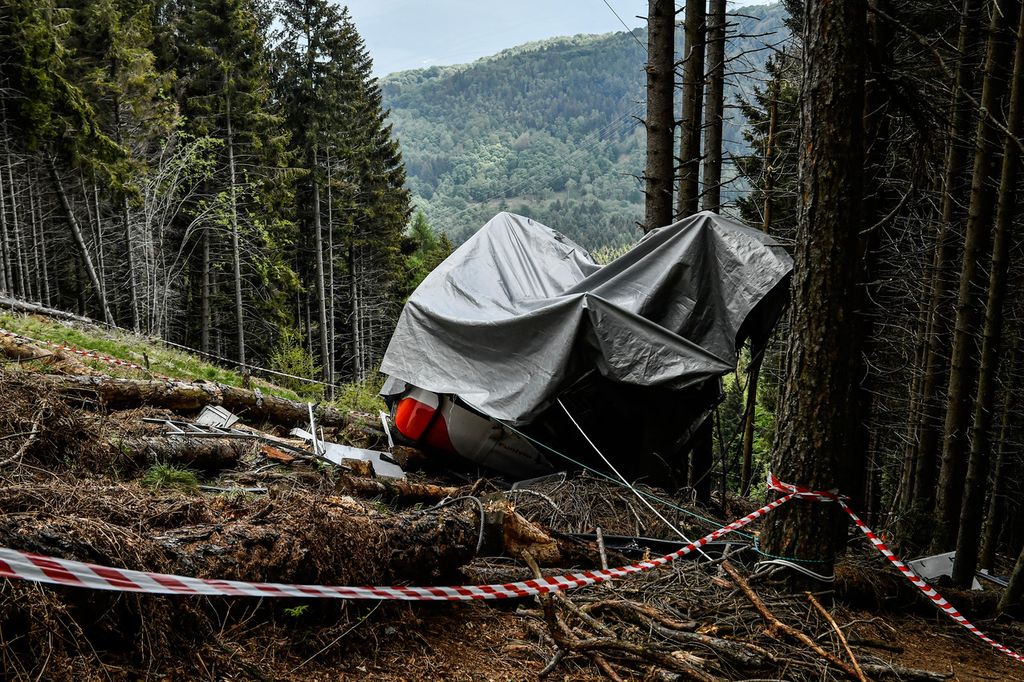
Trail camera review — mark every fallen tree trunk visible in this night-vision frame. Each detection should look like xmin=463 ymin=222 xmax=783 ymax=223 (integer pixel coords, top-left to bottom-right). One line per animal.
xmin=0 ymin=295 xmax=93 ymax=324
xmin=0 ymin=333 xmax=97 ymax=375
xmin=337 ymin=474 xmax=461 ymax=503
xmin=35 ymin=374 xmax=351 ymax=428
xmin=123 ymin=436 xmax=249 ymax=472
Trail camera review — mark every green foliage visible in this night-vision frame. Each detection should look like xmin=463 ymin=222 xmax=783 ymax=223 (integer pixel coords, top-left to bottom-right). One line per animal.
xmin=590 ymin=243 xmax=632 ymax=265
xmin=381 ymin=5 xmax=789 ymax=250
xmin=0 ymin=0 xmax=130 ymax=182
xmin=735 ymin=49 xmax=801 ymax=241
xmin=283 ymin=604 xmax=309 ymax=618
xmin=141 ymin=464 xmax=200 ymax=493
xmin=331 ymin=375 xmax=387 ymax=415
xmin=270 ymin=328 xmax=324 ymax=400
xmin=402 ymin=211 xmax=453 ymax=294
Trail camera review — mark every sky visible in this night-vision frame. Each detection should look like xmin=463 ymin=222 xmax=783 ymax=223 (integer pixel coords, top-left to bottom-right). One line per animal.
xmin=342 ymin=0 xmax=649 ymax=76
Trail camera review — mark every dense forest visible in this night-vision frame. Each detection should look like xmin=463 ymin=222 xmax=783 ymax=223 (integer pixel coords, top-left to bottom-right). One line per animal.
xmin=0 ymin=0 xmax=450 ymax=393
xmin=666 ymin=0 xmax=1024 ymax=593
xmin=382 ymin=4 xmax=787 ymax=248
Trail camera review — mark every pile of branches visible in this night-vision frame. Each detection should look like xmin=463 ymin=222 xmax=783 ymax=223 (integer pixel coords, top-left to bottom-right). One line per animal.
xmin=504 ymin=555 xmax=955 ymax=681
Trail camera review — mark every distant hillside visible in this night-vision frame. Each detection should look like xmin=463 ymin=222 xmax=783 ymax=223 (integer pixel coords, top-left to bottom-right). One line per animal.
xmin=382 ymin=4 xmax=789 ymax=249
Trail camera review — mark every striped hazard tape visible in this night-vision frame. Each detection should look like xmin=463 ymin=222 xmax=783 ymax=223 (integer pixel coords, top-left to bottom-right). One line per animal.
xmin=0 ymin=494 xmax=792 ymax=599
xmin=0 ymin=476 xmax=1020 ymax=666
xmin=0 ymin=327 xmax=161 ymax=376
xmin=766 ymin=473 xmax=1024 ymax=665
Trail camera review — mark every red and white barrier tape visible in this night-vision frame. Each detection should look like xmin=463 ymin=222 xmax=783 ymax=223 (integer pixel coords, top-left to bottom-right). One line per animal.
xmin=0 ymin=494 xmax=793 ymax=600
xmin=0 ymin=327 xmax=154 ymax=374
xmin=766 ymin=473 xmax=1023 ymax=665
xmin=0 ymin=475 xmax=1019 ymax=665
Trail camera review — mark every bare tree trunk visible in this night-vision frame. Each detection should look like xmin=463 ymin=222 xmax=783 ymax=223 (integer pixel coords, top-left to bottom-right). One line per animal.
xmin=113 ymin=94 xmax=140 ymax=332
xmin=998 ymin=541 xmax=1024 ymax=615
xmin=122 ymin=196 xmax=139 ymax=331
xmin=676 ymin=0 xmax=705 ymax=219
xmin=225 ymin=81 xmax=247 ymax=370
xmin=327 ymin=149 xmax=336 ymax=398
xmin=47 ymin=156 xmax=114 ymax=326
xmin=36 ymin=176 xmax=51 ymax=305
xmin=905 ymin=0 xmax=984 ymax=547
xmin=348 ymin=243 xmax=363 ymax=381
xmin=312 ymin=172 xmax=330 ymax=383
xmin=761 ymin=0 xmax=867 ymax=580
xmin=0 ymin=153 xmax=8 ymax=294
xmin=200 ymin=228 xmax=211 ymax=353
xmin=642 ymin=0 xmax=675 ymax=232
xmin=0 ymin=109 xmax=15 ymax=295
xmin=28 ymin=179 xmax=42 ymax=302
xmin=932 ymin=0 xmax=1018 ymax=553
xmin=978 ymin=343 xmax=1021 ymax=571
xmin=9 ymin=159 xmax=28 ymax=299
xmin=92 ymin=183 xmax=106 ymax=305
xmin=700 ymin=0 xmax=727 ymax=213
xmin=950 ymin=2 xmax=1024 ymax=584
xmin=740 ymin=76 xmax=779 ymax=496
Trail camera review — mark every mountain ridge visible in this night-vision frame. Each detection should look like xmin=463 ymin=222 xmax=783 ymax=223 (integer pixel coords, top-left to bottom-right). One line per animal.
xmin=382 ymin=3 xmax=789 ymax=249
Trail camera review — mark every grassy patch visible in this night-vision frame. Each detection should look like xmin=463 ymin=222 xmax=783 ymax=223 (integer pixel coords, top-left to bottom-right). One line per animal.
xmin=0 ymin=312 xmax=300 ymax=400
xmin=140 ymin=464 xmax=200 ymax=494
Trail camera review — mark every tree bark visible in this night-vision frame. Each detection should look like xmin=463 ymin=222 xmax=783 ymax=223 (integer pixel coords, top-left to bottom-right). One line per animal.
xmin=904 ymin=0 xmax=984 ymax=547
xmin=47 ymin=156 xmax=115 ymax=326
xmin=998 ymin=541 xmax=1024 ymax=615
xmin=700 ymin=0 xmax=727 ymax=213
xmin=122 ymin=435 xmax=248 ymax=472
xmin=225 ymin=79 xmax=247 ymax=370
xmin=761 ymin=0 xmax=867 ymax=579
xmin=642 ymin=0 xmax=676 ymax=232
xmin=739 ymin=75 xmax=779 ymax=496
xmin=0 ymin=137 xmax=13 ymax=294
xmin=950 ymin=1 xmax=1024 ymax=585
xmin=978 ymin=344 xmax=1021 ymax=570
xmin=311 ymin=174 xmax=330 ymax=383
xmin=676 ymin=0 xmax=705 ymax=219
xmin=200 ymin=225 xmax=211 ymax=353
xmin=35 ymin=373 xmax=353 ymax=428
xmin=932 ymin=0 xmax=1019 ymax=552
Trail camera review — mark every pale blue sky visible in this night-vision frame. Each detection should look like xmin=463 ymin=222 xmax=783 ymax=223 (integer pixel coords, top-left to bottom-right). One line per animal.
xmin=343 ymin=0 xmax=649 ymax=76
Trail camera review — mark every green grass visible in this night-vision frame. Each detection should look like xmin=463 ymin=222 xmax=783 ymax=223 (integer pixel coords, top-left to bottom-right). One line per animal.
xmin=0 ymin=311 xmax=301 ymax=400
xmin=140 ymin=464 xmax=200 ymax=494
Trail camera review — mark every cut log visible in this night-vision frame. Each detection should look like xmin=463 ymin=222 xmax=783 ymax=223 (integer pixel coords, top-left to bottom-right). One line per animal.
xmin=0 ymin=295 xmax=93 ymax=324
xmin=123 ymin=436 xmax=249 ymax=472
xmin=336 ymin=474 xmax=460 ymax=503
xmin=0 ymin=332 xmax=97 ymax=375
xmin=34 ymin=374 xmax=351 ymax=428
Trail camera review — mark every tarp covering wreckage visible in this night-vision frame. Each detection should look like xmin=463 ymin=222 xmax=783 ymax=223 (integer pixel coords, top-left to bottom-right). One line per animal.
xmin=381 ymin=211 xmax=794 ymax=483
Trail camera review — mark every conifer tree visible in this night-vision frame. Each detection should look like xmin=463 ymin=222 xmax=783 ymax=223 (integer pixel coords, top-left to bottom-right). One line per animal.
xmin=277 ymin=0 xmax=409 ymax=382
xmin=176 ymin=0 xmax=294 ymax=362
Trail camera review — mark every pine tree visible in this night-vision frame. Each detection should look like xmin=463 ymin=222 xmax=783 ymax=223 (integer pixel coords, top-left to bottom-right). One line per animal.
xmin=176 ymin=0 xmax=295 ymax=363
xmin=277 ymin=0 xmax=409 ymax=382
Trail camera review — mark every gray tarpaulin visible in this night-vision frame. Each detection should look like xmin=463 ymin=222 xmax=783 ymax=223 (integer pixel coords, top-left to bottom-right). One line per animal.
xmin=381 ymin=211 xmax=793 ymax=425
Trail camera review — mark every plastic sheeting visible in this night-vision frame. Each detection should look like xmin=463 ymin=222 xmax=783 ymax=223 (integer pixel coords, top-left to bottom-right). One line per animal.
xmin=381 ymin=211 xmax=793 ymax=425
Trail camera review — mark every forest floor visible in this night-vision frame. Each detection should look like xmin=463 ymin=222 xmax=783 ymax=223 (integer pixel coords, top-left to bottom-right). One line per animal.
xmin=0 ymin=309 xmax=1022 ymax=681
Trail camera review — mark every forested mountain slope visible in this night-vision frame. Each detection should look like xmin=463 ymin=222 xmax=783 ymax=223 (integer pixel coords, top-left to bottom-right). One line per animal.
xmin=382 ymin=4 xmax=788 ymax=248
